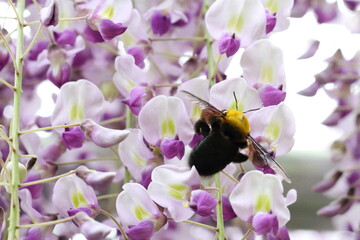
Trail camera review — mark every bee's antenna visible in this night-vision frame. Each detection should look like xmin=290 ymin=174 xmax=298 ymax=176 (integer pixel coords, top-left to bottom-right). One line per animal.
xmin=244 ymin=108 xmax=261 ymax=113
xmin=233 ymin=91 xmax=238 ymax=111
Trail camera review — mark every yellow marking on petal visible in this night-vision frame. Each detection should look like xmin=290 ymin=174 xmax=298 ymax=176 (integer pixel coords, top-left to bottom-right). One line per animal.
xmin=122 ymin=32 xmax=136 ymax=46
xmin=161 ymin=118 xmax=176 ymax=138
xmin=229 ymin=100 xmax=244 ymax=112
xmin=134 ymin=205 xmax=150 ymax=221
xmin=265 ymin=0 xmax=279 ymax=13
xmin=101 ymin=6 xmax=115 ymax=19
xmin=132 ymin=152 xmax=146 ymax=167
xmin=168 ymin=184 xmax=189 ymax=200
xmin=260 ymin=65 xmax=274 ymax=84
xmin=255 ymin=193 xmax=271 ymax=213
xmin=72 ymin=192 xmax=87 ymax=208
xmin=228 ymin=15 xmax=244 ymax=33
xmin=265 ymin=122 xmax=281 ymax=141
xmin=70 ymin=103 xmax=84 ymax=122
xmin=182 ymin=201 xmax=189 ymax=208
xmin=191 ymin=105 xmax=202 ymax=119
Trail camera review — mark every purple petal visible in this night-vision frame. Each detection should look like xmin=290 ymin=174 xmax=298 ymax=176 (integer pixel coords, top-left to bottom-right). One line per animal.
xmin=128 ymin=46 xmax=146 ymax=69
xmin=122 ymin=86 xmax=147 ymax=116
xmin=54 ymin=29 xmax=76 ymax=47
xmin=277 ymin=226 xmax=290 ymax=240
xmin=40 ymin=0 xmax=59 ymax=27
xmin=83 ymin=25 xmax=105 ymax=43
xmin=85 ymin=171 xmax=116 ymax=191
xmin=344 ymin=0 xmax=360 ymax=10
xmin=259 ymin=84 xmax=286 ymax=107
xmin=221 ymin=195 xmax=237 ymax=221
xmin=218 ymin=33 xmax=240 ymax=57
xmin=24 ymin=228 xmax=42 ymax=240
xmin=0 ymin=49 xmax=9 ymax=71
xmin=80 ymin=219 xmax=112 ymax=240
xmin=298 ymin=40 xmax=320 ymax=59
xmin=189 ymin=133 xmax=203 ymax=148
xmin=21 ymin=174 xmax=43 ymax=199
xmin=151 ymin=11 xmax=171 ymax=36
xmin=316 ymin=204 xmax=341 ymax=217
xmin=314 ymin=2 xmax=338 ymax=24
xmin=99 ymin=19 xmax=127 ymax=41
xmin=126 ymin=220 xmax=154 ymax=240
xmin=139 ymin=167 xmax=153 ymax=189
xmin=62 ymin=126 xmax=86 ymax=150
xmin=297 ymin=81 xmax=322 ymax=97
xmin=252 ymin=212 xmax=277 ymax=235
xmin=48 ymin=62 xmax=71 ymax=88
xmin=189 ymin=190 xmax=217 ymax=217
xmin=160 ymin=138 xmax=185 ymax=159
xmin=312 ymin=171 xmax=342 ymax=192
xmin=265 ymin=10 xmax=277 ymax=34
xmin=67 ymin=207 xmax=93 ymax=217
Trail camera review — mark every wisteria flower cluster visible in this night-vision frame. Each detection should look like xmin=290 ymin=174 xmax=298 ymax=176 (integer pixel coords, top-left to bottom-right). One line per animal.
xmin=0 ymin=0 xmax=298 ymax=239
xmin=294 ymin=0 xmax=360 ymax=238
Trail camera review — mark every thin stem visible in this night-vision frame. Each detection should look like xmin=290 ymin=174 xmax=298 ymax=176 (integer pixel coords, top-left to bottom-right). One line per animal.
xmin=215 ymin=173 xmax=225 ymax=240
xmin=17 ymin=216 xmax=76 ymax=229
xmin=59 ymin=16 xmax=87 ymax=22
xmin=53 ymin=157 xmax=118 ymax=166
xmin=154 ymin=83 xmax=181 ymax=88
xmin=241 ymin=228 xmax=253 ymax=240
xmin=19 ymin=154 xmax=37 ymax=159
xmin=100 ymin=116 xmax=126 ymax=125
xmin=0 ymin=30 xmax=19 ymax=74
xmin=100 ymin=209 xmax=129 ymax=240
xmin=0 ymin=28 xmax=17 ymax=45
xmin=0 ymin=76 xmax=15 ymax=91
xmin=19 ymin=170 xmax=75 ymax=187
xmin=221 ymin=170 xmax=239 ymax=184
xmin=0 ymin=128 xmax=16 ymax=152
xmin=149 ymin=37 xmax=205 ymax=42
xmin=0 ymin=182 xmax=10 ymax=186
xmin=8 ymin=0 xmax=25 ymax=238
xmin=19 ymin=123 xmax=80 ymax=135
xmin=124 ymin=167 xmax=131 ymax=183
xmin=97 ymin=193 xmax=119 ymax=200
xmin=22 ymin=23 xmax=43 ymax=59
xmin=7 ymin=0 xmax=22 ymax=25
xmin=182 ymin=219 xmax=218 ymax=232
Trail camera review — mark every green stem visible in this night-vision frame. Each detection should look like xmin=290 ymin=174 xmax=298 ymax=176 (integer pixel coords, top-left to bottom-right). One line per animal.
xmin=19 ymin=123 xmax=80 ymax=135
xmin=149 ymin=37 xmax=205 ymax=42
xmin=215 ymin=173 xmax=225 ymax=240
xmin=241 ymin=228 xmax=253 ymax=240
xmin=17 ymin=216 xmax=76 ymax=229
xmin=0 ymin=76 xmax=15 ymax=91
xmin=99 ymin=116 xmax=126 ymax=125
xmin=22 ymin=24 xmax=43 ymax=59
xmin=182 ymin=220 xmax=218 ymax=232
xmin=53 ymin=157 xmax=118 ymax=166
xmin=0 ymin=30 xmax=19 ymax=74
xmin=97 ymin=193 xmax=119 ymax=200
xmin=19 ymin=170 xmax=75 ymax=187
xmin=221 ymin=170 xmax=239 ymax=184
xmin=8 ymin=0 xmax=25 ymax=238
xmin=100 ymin=209 xmax=129 ymax=240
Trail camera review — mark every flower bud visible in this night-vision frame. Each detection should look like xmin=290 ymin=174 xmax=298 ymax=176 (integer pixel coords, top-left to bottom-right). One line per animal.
xmin=40 ymin=0 xmax=59 ymax=27
xmin=126 ymin=220 xmax=154 ymax=240
xmin=74 ymin=212 xmax=113 ymax=240
xmin=80 ymin=119 xmax=130 ymax=148
xmin=312 ymin=170 xmax=343 ymax=192
xmin=151 ymin=11 xmax=171 ymax=35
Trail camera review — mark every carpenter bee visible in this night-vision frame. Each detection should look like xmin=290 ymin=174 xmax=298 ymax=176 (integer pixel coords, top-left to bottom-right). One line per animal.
xmin=182 ymin=90 xmax=291 ymax=183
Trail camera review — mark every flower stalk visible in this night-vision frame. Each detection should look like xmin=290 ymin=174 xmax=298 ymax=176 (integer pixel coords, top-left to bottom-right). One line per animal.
xmin=8 ymin=0 xmax=25 ymax=239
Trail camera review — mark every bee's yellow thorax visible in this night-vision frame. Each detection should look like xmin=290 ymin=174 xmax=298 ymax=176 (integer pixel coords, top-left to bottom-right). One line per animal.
xmin=224 ymin=110 xmax=251 ymax=135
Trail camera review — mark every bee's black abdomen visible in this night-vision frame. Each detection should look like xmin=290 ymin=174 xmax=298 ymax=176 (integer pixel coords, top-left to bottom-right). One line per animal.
xmin=189 ymin=131 xmax=240 ymax=176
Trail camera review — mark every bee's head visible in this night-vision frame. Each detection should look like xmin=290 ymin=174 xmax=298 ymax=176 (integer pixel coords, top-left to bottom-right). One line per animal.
xmin=224 ymin=110 xmax=251 ymax=135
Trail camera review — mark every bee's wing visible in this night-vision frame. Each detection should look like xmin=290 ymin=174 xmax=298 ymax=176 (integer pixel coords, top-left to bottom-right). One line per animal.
xmin=248 ymin=135 xmax=291 ymax=183
xmin=181 ymin=90 xmax=223 ymax=115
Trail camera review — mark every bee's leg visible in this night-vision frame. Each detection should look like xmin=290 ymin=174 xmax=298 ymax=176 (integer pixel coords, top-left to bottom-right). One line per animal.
xmin=232 ymin=152 xmax=248 ymax=163
xmin=194 ymin=120 xmax=210 ymax=137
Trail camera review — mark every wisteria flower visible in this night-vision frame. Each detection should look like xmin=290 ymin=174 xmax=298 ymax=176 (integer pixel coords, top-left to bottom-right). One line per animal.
xmin=229 ymin=170 xmax=296 ymax=227
xmin=116 ymin=183 xmax=167 ymax=239
xmin=205 ymin=0 xmax=266 ymax=49
xmin=52 ymin=174 xmax=99 ymax=218
xmin=148 ymin=165 xmax=201 ymax=222
xmin=51 ymin=80 xmax=105 ymax=126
